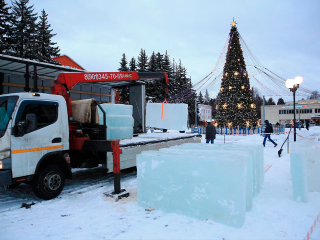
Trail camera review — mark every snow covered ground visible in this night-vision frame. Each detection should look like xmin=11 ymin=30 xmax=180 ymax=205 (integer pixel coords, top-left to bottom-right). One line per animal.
xmin=1 ymin=127 xmax=320 ymax=240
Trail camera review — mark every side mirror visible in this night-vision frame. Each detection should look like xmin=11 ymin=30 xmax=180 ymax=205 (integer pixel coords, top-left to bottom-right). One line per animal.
xmin=14 ymin=113 xmax=37 ymax=137
xmin=14 ymin=120 xmax=28 ymax=137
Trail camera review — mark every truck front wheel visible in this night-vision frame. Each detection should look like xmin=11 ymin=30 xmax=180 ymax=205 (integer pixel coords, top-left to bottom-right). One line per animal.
xmin=32 ymin=165 xmax=65 ymax=200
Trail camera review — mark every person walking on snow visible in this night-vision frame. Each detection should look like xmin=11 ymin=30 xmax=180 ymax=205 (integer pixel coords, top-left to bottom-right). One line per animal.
xmin=263 ymin=120 xmax=277 ymax=147
xmin=205 ymin=120 xmax=216 ymax=144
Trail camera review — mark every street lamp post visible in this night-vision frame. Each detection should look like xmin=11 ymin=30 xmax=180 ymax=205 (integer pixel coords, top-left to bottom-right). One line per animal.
xmin=286 ymin=76 xmax=303 ymax=142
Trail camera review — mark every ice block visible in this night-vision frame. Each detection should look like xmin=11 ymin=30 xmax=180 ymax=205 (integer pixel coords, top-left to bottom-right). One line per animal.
xmin=137 ymin=147 xmax=248 ymax=228
xmin=146 ymin=103 xmax=188 ymax=131
xmin=97 ymin=103 xmax=134 ymax=140
xmin=290 ymin=144 xmax=308 ymax=202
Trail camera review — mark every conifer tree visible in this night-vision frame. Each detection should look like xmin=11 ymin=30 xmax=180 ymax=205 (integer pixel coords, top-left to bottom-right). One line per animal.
xmin=0 ymin=0 xmax=12 ymax=54
xmin=155 ymin=52 xmax=163 ymax=72
xmin=145 ymin=51 xmax=157 ymax=102
xmin=277 ymin=98 xmax=285 ymax=105
xmin=118 ymin=53 xmax=129 ymax=103
xmin=253 ymin=90 xmax=263 ymax=119
xmin=216 ymin=21 xmax=257 ymax=127
xmin=37 ymin=9 xmax=60 ymax=63
xmin=137 ymin=48 xmax=148 ymax=72
xmin=129 ymin=57 xmax=136 ymax=71
xmin=198 ymin=91 xmax=204 ymax=104
xmin=168 ymin=58 xmax=179 ymax=97
xmin=162 ymin=51 xmax=172 ymax=80
xmin=9 ymin=0 xmax=38 ymax=59
xmin=267 ymin=97 xmax=275 ymax=105
xmin=118 ymin=53 xmax=129 ymax=71
xmin=204 ymin=89 xmax=211 ymax=105
xmin=149 ymin=52 xmax=167 ymax=102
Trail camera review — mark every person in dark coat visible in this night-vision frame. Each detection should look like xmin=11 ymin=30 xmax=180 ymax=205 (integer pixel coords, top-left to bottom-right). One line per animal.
xmin=263 ymin=120 xmax=277 ymax=147
xmin=205 ymin=120 xmax=216 ymax=144
xmin=306 ymin=121 xmax=309 ymax=130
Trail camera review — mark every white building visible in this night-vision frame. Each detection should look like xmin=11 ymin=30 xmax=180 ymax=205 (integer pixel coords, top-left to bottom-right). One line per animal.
xmin=198 ymin=104 xmax=212 ymax=122
xmin=262 ymin=99 xmax=320 ymax=126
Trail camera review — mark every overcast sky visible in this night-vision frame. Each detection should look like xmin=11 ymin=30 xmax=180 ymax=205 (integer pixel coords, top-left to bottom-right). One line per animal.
xmin=22 ymin=0 xmax=320 ymax=98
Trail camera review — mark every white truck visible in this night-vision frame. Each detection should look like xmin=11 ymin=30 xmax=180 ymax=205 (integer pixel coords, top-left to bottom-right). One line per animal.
xmin=0 ymin=71 xmax=171 ymax=200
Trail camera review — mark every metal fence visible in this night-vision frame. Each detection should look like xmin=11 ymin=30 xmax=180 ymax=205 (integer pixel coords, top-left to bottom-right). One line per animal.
xmin=192 ymin=126 xmax=286 ymax=135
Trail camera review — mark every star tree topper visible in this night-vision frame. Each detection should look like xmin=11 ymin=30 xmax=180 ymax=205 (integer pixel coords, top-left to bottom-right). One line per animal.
xmin=231 ymin=18 xmax=237 ymax=26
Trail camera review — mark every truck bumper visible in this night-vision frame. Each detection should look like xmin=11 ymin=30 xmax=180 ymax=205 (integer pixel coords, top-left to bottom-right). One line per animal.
xmin=0 ymin=170 xmax=12 ymax=186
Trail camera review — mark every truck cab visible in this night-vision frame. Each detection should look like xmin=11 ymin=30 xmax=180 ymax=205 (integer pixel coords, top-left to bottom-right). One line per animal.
xmin=0 ymin=92 xmax=71 ymax=199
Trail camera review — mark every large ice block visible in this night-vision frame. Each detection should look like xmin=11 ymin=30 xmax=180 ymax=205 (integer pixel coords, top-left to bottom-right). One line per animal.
xmin=137 ymin=145 xmax=250 ymax=228
xmin=146 ymin=103 xmax=188 ymax=131
xmin=296 ymin=141 xmax=320 ymax=193
xmin=159 ymin=143 xmax=263 ymax=211
xmin=97 ymin=103 xmax=134 ymax=140
xmin=306 ymin=147 xmax=320 ymax=192
xmin=290 ymin=143 xmax=308 ymax=202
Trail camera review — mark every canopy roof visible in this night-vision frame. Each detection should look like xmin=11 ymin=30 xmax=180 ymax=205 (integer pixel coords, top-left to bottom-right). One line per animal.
xmin=0 ymin=54 xmax=83 ymax=79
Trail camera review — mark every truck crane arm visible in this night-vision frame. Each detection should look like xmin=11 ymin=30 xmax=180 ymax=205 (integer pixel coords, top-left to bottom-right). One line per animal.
xmin=51 ymin=71 xmax=169 ymax=151
xmin=51 ymin=71 xmax=169 ymax=117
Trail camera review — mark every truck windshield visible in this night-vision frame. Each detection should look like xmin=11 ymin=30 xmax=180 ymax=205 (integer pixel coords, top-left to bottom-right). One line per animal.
xmin=0 ymin=96 xmax=18 ymax=138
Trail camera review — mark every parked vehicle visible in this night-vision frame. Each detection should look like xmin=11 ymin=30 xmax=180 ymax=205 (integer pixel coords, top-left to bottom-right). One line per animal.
xmin=309 ymin=122 xmax=316 ymax=127
xmin=285 ymin=123 xmax=292 ymax=128
xmin=0 ymin=72 xmax=169 ymax=200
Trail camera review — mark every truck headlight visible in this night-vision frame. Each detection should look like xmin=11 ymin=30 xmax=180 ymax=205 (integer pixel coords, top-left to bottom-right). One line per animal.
xmin=0 ymin=150 xmax=11 ymax=161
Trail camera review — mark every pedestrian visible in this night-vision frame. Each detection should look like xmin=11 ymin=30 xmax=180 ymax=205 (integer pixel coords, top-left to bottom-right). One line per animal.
xmin=205 ymin=120 xmax=216 ymax=144
xmin=306 ymin=121 xmax=309 ymax=130
xmin=263 ymin=120 xmax=277 ymax=147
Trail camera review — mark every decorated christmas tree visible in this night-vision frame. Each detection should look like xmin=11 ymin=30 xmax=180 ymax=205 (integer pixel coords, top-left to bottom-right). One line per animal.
xmin=216 ymin=19 xmax=258 ymax=127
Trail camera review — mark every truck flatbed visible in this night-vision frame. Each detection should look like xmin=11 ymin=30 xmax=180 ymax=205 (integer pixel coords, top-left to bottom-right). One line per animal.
xmin=106 ymin=132 xmax=201 ymax=172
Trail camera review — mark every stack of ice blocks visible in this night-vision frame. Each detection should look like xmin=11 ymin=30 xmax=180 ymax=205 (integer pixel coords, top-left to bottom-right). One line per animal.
xmin=146 ymin=103 xmax=188 ymax=131
xmin=137 ymin=143 xmax=264 ymax=228
xmin=98 ymin=103 xmax=134 ymax=140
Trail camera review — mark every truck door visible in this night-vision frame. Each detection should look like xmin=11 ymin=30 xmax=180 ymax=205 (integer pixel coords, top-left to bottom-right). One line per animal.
xmin=11 ymin=100 xmax=63 ymax=178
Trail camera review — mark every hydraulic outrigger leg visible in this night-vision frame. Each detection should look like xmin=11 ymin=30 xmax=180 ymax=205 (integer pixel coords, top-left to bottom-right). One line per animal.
xmin=104 ymin=140 xmax=129 ymax=201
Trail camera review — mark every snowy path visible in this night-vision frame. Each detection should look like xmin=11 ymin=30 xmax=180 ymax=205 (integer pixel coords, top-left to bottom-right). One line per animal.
xmin=0 ymin=128 xmax=320 ymax=240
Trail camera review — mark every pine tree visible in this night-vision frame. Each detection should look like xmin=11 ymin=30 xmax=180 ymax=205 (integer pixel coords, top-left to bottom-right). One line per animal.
xmin=204 ymin=89 xmax=210 ymax=105
xmin=37 ymin=9 xmax=60 ymax=63
xmin=267 ymin=97 xmax=275 ymax=105
xmin=253 ymin=91 xmax=263 ymax=119
xmin=277 ymin=98 xmax=285 ymax=105
xmin=137 ymin=48 xmax=148 ymax=72
xmin=129 ymin=57 xmax=136 ymax=71
xmin=145 ymin=51 xmax=156 ymax=102
xmin=9 ymin=0 xmax=38 ymax=59
xmin=155 ymin=52 xmax=163 ymax=72
xmin=0 ymin=0 xmax=12 ymax=54
xmin=198 ymin=91 xmax=204 ymax=104
xmin=216 ymin=22 xmax=257 ymax=127
xmin=118 ymin=53 xmax=129 ymax=103
xmin=308 ymin=90 xmax=320 ymax=99
xmin=118 ymin=53 xmax=129 ymax=71
xmin=163 ymin=51 xmax=172 ymax=81
xmin=168 ymin=58 xmax=179 ymax=98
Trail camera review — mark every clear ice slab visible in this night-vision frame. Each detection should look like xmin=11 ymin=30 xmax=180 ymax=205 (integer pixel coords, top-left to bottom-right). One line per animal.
xmin=146 ymin=103 xmax=188 ymax=131
xmin=98 ymin=103 xmax=134 ymax=140
xmin=137 ymin=144 xmax=260 ymax=228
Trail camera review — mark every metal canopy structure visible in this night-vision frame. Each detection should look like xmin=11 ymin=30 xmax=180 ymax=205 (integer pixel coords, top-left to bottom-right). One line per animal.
xmin=0 ymin=54 xmax=83 ymax=79
xmin=0 ymin=54 xmax=84 ymax=93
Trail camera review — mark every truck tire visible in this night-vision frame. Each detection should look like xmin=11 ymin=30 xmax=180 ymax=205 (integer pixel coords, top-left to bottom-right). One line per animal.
xmin=32 ymin=165 xmax=65 ymax=200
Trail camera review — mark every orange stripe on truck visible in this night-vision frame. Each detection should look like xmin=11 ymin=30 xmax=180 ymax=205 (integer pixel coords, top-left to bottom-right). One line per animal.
xmin=11 ymin=145 xmax=63 ymax=154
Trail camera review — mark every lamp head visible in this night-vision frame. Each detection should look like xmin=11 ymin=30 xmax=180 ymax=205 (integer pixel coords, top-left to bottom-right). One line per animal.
xmin=294 ymin=76 xmax=303 ymax=85
xmin=285 ymin=79 xmax=294 ymax=89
